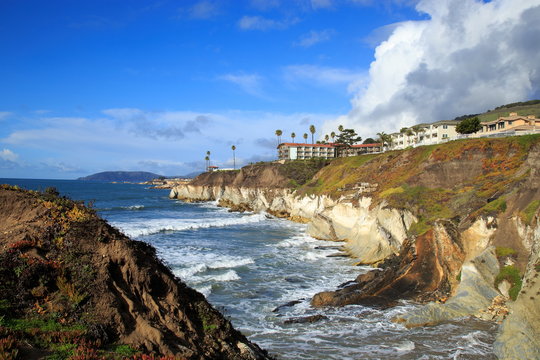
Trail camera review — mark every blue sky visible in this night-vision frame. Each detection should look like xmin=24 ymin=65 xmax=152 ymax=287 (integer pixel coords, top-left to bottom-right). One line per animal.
xmin=1 ymin=0 xmax=539 ymax=178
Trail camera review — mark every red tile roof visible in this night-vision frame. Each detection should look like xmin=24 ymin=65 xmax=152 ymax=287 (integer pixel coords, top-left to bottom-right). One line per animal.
xmin=278 ymin=143 xmax=334 ymax=148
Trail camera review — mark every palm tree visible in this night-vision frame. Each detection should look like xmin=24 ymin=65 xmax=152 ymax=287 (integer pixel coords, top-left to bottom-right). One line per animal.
xmin=309 ymin=125 xmax=316 ymax=144
xmin=377 ymin=132 xmax=393 ymax=150
xmin=204 ymin=155 xmax=210 ymax=172
xmin=275 ymin=129 xmax=283 ymax=145
xmin=291 ymin=132 xmax=296 ymax=143
xmin=330 ymin=131 xmax=336 ymax=143
xmin=325 ymin=134 xmax=329 ymax=143
xmin=303 ymin=133 xmax=308 ymax=143
xmin=231 ymin=145 xmax=236 ymax=170
xmin=338 ymin=125 xmax=344 ymax=132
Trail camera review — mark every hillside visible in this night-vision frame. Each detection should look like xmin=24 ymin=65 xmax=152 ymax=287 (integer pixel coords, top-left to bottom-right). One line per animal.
xmin=0 ymin=185 xmax=271 ymax=359
xmin=78 ymin=171 xmax=163 ymax=182
xmin=454 ymin=100 xmax=540 ymax=122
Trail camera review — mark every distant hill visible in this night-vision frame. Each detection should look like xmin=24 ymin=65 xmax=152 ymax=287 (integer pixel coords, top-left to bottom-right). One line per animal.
xmin=454 ymin=100 xmax=540 ymax=123
xmin=78 ymin=171 xmax=163 ymax=182
xmin=180 ymin=171 xmax=203 ymax=179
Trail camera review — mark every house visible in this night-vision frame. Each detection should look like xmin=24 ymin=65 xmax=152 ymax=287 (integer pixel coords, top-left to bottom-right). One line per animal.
xmin=277 ymin=142 xmax=381 ymax=160
xmin=391 ymin=120 xmax=460 ymax=150
xmin=474 ymin=113 xmax=540 ymax=136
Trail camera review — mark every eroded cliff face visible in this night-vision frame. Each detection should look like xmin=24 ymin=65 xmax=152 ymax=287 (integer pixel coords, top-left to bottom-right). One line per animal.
xmin=494 ymin=217 xmax=540 ymax=360
xmin=170 ymin=136 xmax=540 ymax=353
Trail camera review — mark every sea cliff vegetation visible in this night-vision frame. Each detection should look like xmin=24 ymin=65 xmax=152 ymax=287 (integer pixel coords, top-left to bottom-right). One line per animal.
xmin=300 ymin=134 xmax=540 ymax=236
xmin=0 ymin=185 xmax=270 ymax=360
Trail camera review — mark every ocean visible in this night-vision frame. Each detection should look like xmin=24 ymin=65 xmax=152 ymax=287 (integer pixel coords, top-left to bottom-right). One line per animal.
xmin=1 ymin=179 xmax=497 ymax=359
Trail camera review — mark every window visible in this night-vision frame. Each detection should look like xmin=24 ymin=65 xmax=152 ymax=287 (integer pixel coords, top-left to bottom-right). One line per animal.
xmin=443 ymin=125 xmax=448 ymax=129
xmin=442 ymin=134 xmax=448 ymax=139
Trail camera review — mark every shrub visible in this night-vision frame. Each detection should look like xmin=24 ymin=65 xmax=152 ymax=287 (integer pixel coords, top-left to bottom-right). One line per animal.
xmin=495 ymin=247 xmax=517 ymax=258
xmin=495 ymin=265 xmax=522 ymax=301
xmin=520 ymin=199 xmax=540 ymax=224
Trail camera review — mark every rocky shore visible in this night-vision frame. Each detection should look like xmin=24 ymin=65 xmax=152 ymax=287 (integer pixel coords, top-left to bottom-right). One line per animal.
xmin=0 ymin=185 xmax=271 ymax=359
xmin=170 ymin=136 xmax=540 ymax=359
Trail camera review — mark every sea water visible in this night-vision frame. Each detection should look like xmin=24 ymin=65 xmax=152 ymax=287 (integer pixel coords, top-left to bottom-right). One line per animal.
xmin=1 ymin=179 xmax=497 ymax=359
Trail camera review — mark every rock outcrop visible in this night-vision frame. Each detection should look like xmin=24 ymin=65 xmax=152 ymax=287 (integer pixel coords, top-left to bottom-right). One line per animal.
xmin=170 ymin=136 xmax=540 ymax=356
xmin=494 ymin=217 xmax=540 ymax=360
xmin=0 ymin=186 xmax=271 ymax=359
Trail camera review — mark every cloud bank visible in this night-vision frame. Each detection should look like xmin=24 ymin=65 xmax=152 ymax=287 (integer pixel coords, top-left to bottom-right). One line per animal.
xmin=323 ymin=0 xmax=540 ymax=137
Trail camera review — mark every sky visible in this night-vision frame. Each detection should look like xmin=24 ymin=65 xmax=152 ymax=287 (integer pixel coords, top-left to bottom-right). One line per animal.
xmin=1 ymin=0 xmax=539 ymax=179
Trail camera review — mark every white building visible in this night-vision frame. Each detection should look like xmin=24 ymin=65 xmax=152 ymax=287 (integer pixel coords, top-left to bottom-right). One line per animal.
xmin=391 ymin=120 xmax=460 ymax=150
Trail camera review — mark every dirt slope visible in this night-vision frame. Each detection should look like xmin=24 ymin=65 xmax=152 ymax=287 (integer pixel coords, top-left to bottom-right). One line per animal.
xmin=0 ymin=186 xmax=271 ymax=359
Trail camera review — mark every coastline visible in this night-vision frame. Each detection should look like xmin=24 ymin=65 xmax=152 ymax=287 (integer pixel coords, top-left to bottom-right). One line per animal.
xmin=169 ymin=136 xmax=540 ymax=359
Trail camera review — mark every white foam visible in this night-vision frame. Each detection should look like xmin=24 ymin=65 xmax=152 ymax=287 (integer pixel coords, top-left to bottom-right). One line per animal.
xmin=125 ymin=204 xmax=144 ymax=210
xmin=174 ymin=263 xmax=208 ymax=279
xmin=298 ymin=251 xmax=329 ymax=261
xmin=195 ymin=285 xmax=212 ymax=297
xmin=114 ymin=213 xmax=267 ymax=237
xmin=210 ymin=270 xmax=240 ymax=282
xmin=276 ymin=234 xmax=319 ymax=248
xmin=207 ymin=257 xmax=254 ymax=269
xmin=394 ymin=340 xmax=415 ymax=352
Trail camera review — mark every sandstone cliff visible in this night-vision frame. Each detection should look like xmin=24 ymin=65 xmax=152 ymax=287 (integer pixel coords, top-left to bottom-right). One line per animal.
xmin=0 ymin=186 xmax=271 ymax=360
xmin=170 ymin=135 xmax=540 ymax=358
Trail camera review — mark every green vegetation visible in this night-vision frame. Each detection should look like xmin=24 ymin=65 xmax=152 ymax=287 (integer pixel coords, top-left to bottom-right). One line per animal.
xmin=495 ymin=265 xmax=523 ymax=301
xmin=495 ymin=246 xmax=517 ymax=258
xmin=478 ymin=197 xmax=507 ymax=216
xmin=281 ymin=158 xmax=331 ymax=188
xmin=456 ymin=116 xmax=482 ymax=134
xmin=0 ymin=186 xmax=181 ymax=359
xmin=295 ymin=135 xmax=540 ymax=237
xmin=520 ymin=199 xmax=540 ymax=224
xmin=493 ymin=100 xmax=540 ymax=110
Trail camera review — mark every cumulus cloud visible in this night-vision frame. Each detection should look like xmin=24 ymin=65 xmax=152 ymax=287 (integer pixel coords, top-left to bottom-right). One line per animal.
xmin=323 ymin=0 xmax=540 ymax=138
xmin=238 ymin=15 xmax=298 ymax=31
xmin=295 ymin=29 xmax=335 ymax=47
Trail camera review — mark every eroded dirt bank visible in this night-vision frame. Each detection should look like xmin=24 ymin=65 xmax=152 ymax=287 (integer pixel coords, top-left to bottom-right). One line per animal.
xmin=0 ymin=185 xmax=271 ymax=359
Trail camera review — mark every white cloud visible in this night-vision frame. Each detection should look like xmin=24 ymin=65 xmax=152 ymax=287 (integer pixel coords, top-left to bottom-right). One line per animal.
xmin=238 ymin=15 xmax=298 ymax=31
xmin=295 ymin=29 xmax=335 ymax=47
xmin=0 ymin=149 xmax=18 ymax=162
xmin=188 ymin=1 xmax=220 ymax=19
xmin=323 ymin=0 xmax=540 ymax=138
xmin=1 ymin=109 xmax=338 ymax=177
xmin=218 ymin=73 xmax=265 ymax=97
xmin=284 ymin=64 xmax=367 ymax=92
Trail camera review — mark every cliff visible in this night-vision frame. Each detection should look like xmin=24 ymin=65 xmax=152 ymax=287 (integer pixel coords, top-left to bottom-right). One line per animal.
xmin=170 ymin=135 xmax=540 ymax=358
xmin=0 ymin=185 xmax=271 ymax=360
